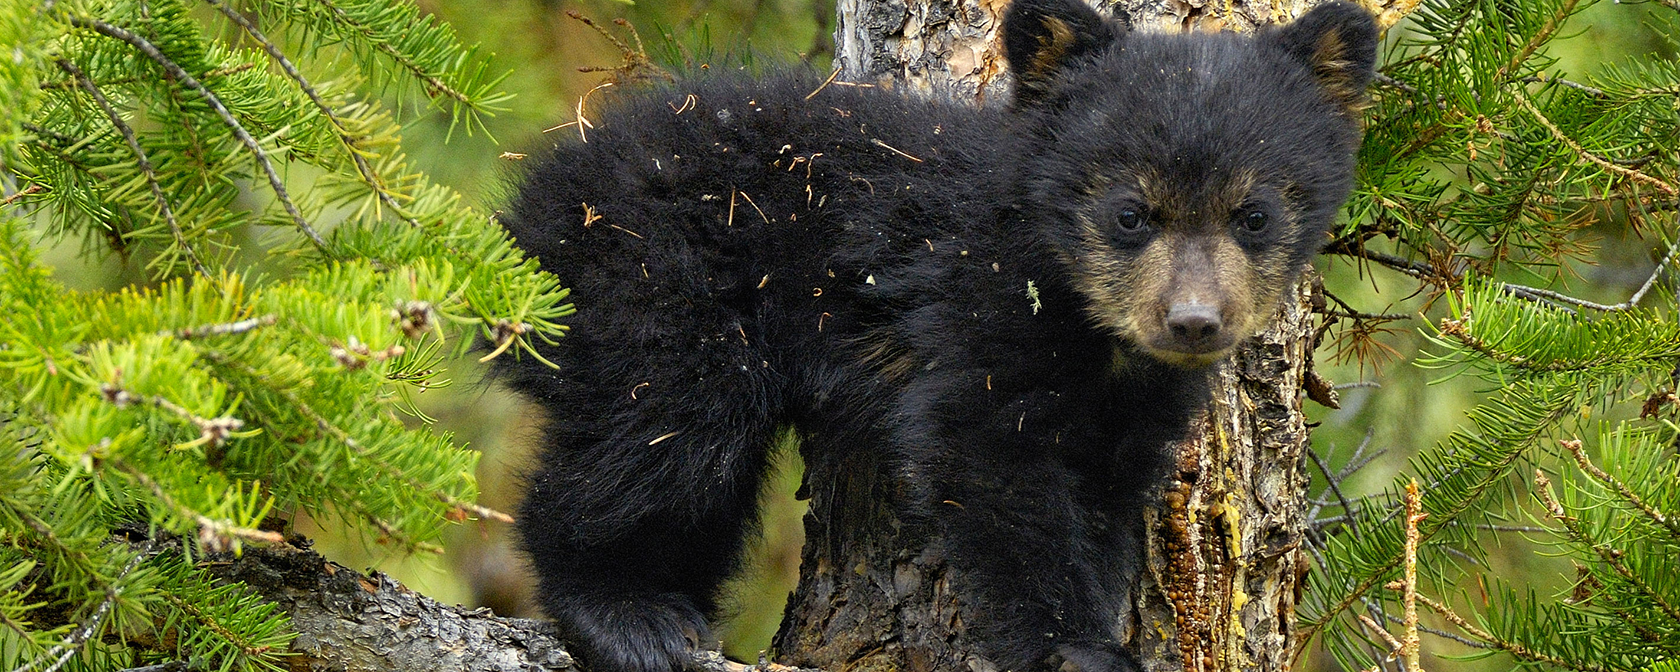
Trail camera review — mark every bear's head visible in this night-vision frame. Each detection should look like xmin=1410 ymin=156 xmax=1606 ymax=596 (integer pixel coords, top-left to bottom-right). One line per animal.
xmin=1003 ymin=0 xmax=1377 ymax=367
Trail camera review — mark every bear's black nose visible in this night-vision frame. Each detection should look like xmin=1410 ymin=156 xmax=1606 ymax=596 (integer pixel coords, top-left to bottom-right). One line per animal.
xmin=1166 ymin=304 xmax=1223 ymax=348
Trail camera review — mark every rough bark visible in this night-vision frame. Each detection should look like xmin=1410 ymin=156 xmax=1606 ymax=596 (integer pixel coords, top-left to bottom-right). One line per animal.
xmin=831 ymin=0 xmax=1345 ymax=103
xmin=208 ymin=541 xmax=804 ymax=672
xmin=207 ymin=542 xmax=578 ymax=672
xmin=772 ymin=279 xmax=1317 ymax=672
xmin=778 ymin=3 xmax=1349 ymax=671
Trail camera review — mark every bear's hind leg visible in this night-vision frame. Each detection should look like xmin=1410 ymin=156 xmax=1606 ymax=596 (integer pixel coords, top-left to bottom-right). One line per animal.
xmin=516 ymin=335 xmax=783 ymax=672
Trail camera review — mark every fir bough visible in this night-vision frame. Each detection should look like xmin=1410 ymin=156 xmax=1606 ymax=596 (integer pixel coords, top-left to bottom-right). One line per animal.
xmin=0 ymin=0 xmax=567 ymax=668
xmin=1306 ymin=0 xmax=1680 ymax=669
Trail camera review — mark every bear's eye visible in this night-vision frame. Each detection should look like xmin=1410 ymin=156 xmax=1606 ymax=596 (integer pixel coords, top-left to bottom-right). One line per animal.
xmin=1116 ymin=208 xmax=1146 ymax=232
xmin=1239 ymin=209 xmax=1268 ymax=233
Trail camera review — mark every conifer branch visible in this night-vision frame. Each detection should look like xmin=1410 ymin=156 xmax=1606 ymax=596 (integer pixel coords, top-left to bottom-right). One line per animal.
xmin=202 ymin=0 xmax=422 ymax=229
xmin=12 ymin=543 xmax=152 ymax=672
xmin=1437 ymin=319 xmax=1585 ymax=371
xmin=1559 ymin=439 xmax=1680 ymax=543
xmin=64 ymin=15 xmax=336 ymax=255
xmin=156 ymin=592 xmax=276 ymax=659
xmin=1497 ymin=0 xmax=1583 ymax=81
xmin=196 ymin=351 xmax=454 ymax=554
xmin=54 ymin=59 xmax=211 ymax=278
xmin=108 ymin=458 xmax=283 ymax=552
xmin=1535 ymin=470 xmax=1680 ymax=626
xmin=1414 ymin=592 xmax=1612 ymax=672
xmin=314 ymin=0 xmax=474 ymax=107
xmin=37 ymin=64 xmax=259 ymax=91
xmin=1298 ymin=386 xmax=1580 ymax=652
xmin=97 ymin=381 xmax=248 ymax=450
xmin=201 ymin=351 xmax=512 ymax=524
xmin=1511 ymin=94 xmax=1679 ymax=197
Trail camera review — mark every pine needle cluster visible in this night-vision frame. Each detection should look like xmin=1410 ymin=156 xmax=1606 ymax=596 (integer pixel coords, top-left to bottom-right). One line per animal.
xmin=1305 ymin=0 xmax=1680 ymax=670
xmin=0 ymin=0 xmax=568 ymax=669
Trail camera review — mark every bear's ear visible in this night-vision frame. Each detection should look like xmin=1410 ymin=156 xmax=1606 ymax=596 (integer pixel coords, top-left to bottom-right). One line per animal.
xmin=1266 ymin=1 xmax=1379 ymax=115
xmin=1003 ymin=0 xmax=1120 ymax=108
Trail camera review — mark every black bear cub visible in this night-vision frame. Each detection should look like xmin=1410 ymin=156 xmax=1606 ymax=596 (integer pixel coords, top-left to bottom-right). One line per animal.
xmin=496 ymin=0 xmax=1375 ymax=670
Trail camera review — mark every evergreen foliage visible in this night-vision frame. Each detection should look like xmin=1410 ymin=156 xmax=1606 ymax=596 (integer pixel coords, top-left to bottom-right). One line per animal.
xmin=5 ymin=0 xmax=1680 ymax=670
xmin=0 ymin=0 xmax=567 ymax=669
xmin=1303 ymin=0 xmax=1680 ymax=670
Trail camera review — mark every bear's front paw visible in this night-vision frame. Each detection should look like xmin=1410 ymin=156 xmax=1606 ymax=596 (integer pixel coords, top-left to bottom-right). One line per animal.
xmin=557 ymin=594 xmax=712 ymax=672
xmin=1049 ymin=642 xmax=1141 ymax=672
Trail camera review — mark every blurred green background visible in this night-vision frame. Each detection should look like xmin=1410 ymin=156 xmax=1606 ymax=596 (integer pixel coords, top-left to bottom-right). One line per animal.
xmin=34 ymin=0 xmax=1679 ymax=666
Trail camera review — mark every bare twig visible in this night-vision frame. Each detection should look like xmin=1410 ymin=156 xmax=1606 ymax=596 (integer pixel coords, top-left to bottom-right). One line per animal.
xmin=114 ymin=662 xmax=189 ymax=672
xmin=1373 ymin=72 xmax=1419 ymax=95
xmin=56 ymin=59 xmax=211 ymax=277
xmin=1502 ymin=219 xmax=1680 ymax=312
xmin=1310 ymin=447 xmax=1363 ymax=540
xmin=1399 ymin=480 xmax=1425 ymax=672
xmin=68 ymin=16 xmax=334 ymax=254
xmin=171 ymin=315 xmax=278 ymax=340
xmin=1308 ymin=431 xmax=1385 ymax=530
xmin=1473 ymin=524 xmax=1553 ymax=533
xmin=1324 ymin=239 xmax=1437 ymax=280
xmin=1519 ymin=75 xmax=1606 ymax=98
xmin=1376 ymin=608 xmax=1496 ymax=650
xmin=1339 ymin=432 xmax=1386 ymax=482
xmin=1336 ymin=209 xmax=1680 ymax=315
xmin=0 ymin=183 xmax=46 ymax=207
xmin=1356 ymin=613 xmax=1403 ymax=664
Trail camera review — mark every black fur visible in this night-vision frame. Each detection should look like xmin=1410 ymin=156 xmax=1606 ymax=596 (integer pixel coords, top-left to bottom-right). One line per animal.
xmin=495 ymin=2 xmax=1375 ymax=671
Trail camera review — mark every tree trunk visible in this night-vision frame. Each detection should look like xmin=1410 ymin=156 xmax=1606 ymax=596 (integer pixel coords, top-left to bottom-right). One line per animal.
xmin=776 ymin=4 xmax=1336 ymax=671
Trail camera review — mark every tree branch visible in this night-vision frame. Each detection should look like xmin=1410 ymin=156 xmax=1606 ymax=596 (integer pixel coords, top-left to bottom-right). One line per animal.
xmin=65 ymin=15 xmax=336 ymax=255
xmin=55 ymin=58 xmax=211 ymax=278
xmin=206 ymin=541 xmax=816 ymax=672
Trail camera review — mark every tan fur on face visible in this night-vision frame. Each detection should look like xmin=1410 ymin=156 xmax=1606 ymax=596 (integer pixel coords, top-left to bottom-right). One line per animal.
xmin=1061 ymin=169 xmax=1301 ymax=367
